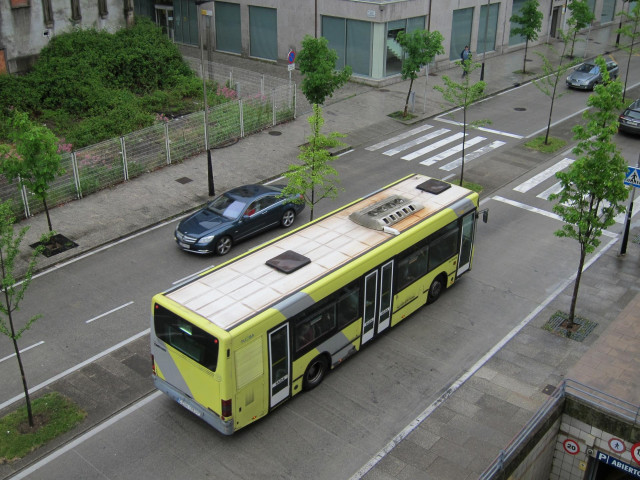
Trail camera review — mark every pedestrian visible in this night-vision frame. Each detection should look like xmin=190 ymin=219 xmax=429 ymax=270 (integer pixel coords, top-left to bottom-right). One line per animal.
xmin=461 ymin=45 xmax=470 ymax=77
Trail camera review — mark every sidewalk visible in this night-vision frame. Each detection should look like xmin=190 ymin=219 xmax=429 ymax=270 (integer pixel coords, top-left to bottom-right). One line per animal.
xmin=3 ymin=23 xmax=640 ymax=480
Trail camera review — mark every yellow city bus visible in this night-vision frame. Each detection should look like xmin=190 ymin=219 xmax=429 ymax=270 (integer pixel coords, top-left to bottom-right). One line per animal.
xmin=150 ymin=174 xmax=485 ymax=435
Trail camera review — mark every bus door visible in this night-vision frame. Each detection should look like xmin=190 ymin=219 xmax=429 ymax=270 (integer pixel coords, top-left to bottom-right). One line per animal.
xmin=362 ymin=260 xmax=394 ymax=345
xmin=268 ymin=324 xmax=290 ymax=407
xmin=457 ymin=212 xmax=476 ymax=275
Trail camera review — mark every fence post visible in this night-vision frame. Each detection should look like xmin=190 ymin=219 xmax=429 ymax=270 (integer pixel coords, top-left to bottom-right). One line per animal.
xmin=121 ymin=136 xmax=129 ymax=181
xmin=239 ymin=99 xmax=245 ymax=138
xmin=272 ymin=89 xmax=276 ymax=126
xmin=18 ymin=175 xmax=30 ymax=219
xmin=294 ymin=84 xmax=297 ymax=120
xmin=71 ymin=152 xmax=82 ymax=199
xmin=165 ymin=122 xmax=171 ymax=165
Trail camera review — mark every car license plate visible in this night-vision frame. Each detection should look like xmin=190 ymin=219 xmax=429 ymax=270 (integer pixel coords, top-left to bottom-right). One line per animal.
xmin=178 ymin=241 xmax=190 ymax=249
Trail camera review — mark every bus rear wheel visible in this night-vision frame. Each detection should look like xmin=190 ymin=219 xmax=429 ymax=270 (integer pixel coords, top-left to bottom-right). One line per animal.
xmin=427 ymin=275 xmax=446 ymax=304
xmin=303 ymin=355 xmax=329 ymax=390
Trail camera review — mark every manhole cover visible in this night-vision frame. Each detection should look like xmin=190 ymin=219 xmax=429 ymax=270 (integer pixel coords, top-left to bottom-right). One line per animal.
xmin=525 ymin=59 xmax=533 ymax=62
xmin=514 ymin=107 xmax=527 ymax=111
xmin=176 ymin=177 xmax=193 ymax=184
xmin=542 ymin=384 xmax=556 ymax=395
xmin=379 ymin=89 xmax=390 ymax=92
xmin=268 ymin=131 xmax=282 ymax=136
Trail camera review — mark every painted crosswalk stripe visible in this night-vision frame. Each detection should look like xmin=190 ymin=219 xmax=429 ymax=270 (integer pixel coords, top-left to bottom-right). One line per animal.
xmin=440 ymin=141 xmax=506 ymax=171
xmin=365 ymin=124 xmax=434 ymax=151
xmin=383 ymin=128 xmax=450 ymax=156
xmin=435 ymin=116 xmax=523 ymax=139
xmin=401 ymin=132 xmax=465 ymax=161
xmin=420 ymin=136 xmax=486 ymax=166
xmin=514 ymin=158 xmax=574 ymax=193
xmin=537 ymin=182 xmax=563 ymax=200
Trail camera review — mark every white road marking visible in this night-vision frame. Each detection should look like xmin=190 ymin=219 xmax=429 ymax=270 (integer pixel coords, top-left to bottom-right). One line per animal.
xmin=365 ymin=124 xmax=434 ymax=151
xmin=0 ymin=341 xmax=45 ymax=365
xmin=440 ymin=141 xmax=506 ymax=171
xmin=420 ymin=136 xmax=486 ymax=166
xmin=383 ymin=128 xmax=450 ymax=156
xmin=435 ymin=117 xmax=523 ymax=138
xmin=85 ymin=301 xmax=135 ymax=324
xmin=514 ymin=158 xmax=575 ymax=193
xmin=350 ymin=234 xmax=619 ymax=480
xmin=0 ymin=329 xmax=150 ymax=411
xmin=401 ymin=132 xmax=465 ymax=161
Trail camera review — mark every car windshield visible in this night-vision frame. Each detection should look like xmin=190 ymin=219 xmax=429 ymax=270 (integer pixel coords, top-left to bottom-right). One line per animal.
xmin=207 ymin=194 xmax=248 ymax=219
xmin=624 ymin=109 xmax=640 ymax=120
xmin=576 ymin=64 xmax=599 ymax=74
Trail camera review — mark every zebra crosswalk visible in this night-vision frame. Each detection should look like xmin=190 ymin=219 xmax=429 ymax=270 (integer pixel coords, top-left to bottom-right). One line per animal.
xmin=366 ymin=123 xmax=513 ymax=170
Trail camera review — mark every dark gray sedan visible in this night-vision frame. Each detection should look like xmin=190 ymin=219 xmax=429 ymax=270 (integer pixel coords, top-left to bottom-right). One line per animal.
xmin=566 ymin=60 xmax=619 ymax=90
xmin=175 ymin=184 xmax=305 ymax=255
xmin=619 ymin=99 xmax=640 ymax=136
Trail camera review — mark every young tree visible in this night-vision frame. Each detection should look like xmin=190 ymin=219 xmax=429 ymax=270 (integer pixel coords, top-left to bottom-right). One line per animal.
xmin=396 ymin=29 xmax=445 ymax=117
xmin=297 ymin=35 xmax=352 ymax=106
xmin=0 ymin=201 xmax=45 ymax=428
xmin=617 ymin=1 xmax=640 ymax=99
xmin=549 ymin=57 xmax=628 ymax=328
xmin=0 ymin=110 xmax=65 ymax=232
xmin=567 ymin=0 xmax=596 ymax=58
xmin=510 ymin=0 xmax=543 ymax=74
xmin=434 ymin=59 xmax=487 ymax=186
xmin=532 ymin=32 xmax=579 ymax=144
xmin=280 ymin=104 xmax=345 ymax=222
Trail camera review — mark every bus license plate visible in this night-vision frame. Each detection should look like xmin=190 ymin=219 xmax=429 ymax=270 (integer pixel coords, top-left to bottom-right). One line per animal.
xmin=178 ymin=398 xmax=202 ymax=417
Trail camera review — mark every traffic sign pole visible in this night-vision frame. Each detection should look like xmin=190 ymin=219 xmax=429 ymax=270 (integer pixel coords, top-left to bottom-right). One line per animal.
xmin=619 ymin=154 xmax=640 ymax=256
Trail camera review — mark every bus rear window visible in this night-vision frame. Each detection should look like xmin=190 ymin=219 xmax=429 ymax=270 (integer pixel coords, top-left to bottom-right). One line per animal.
xmin=154 ymin=304 xmax=219 ymax=372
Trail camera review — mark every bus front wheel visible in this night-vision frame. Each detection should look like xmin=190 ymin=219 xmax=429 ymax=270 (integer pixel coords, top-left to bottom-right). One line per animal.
xmin=427 ymin=275 xmax=446 ymax=304
xmin=303 ymin=355 xmax=329 ymax=390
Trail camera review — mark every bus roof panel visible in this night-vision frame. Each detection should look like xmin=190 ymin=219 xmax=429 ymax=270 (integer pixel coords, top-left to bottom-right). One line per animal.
xmin=166 ymin=175 xmax=475 ymax=331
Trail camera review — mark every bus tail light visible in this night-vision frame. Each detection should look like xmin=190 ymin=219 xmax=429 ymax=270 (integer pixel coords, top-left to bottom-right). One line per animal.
xmin=151 ymin=354 xmax=156 ymax=375
xmin=221 ymin=399 xmax=232 ymax=418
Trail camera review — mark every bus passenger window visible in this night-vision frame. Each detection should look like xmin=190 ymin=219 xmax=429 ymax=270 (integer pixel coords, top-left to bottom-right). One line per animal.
xmin=296 ymin=321 xmax=315 ymax=350
xmin=337 ymin=288 xmax=359 ymax=328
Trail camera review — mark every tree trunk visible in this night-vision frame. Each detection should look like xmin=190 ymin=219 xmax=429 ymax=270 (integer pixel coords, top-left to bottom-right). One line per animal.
xmin=460 ymin=107 xmax=467 ymax=187
xmin=523 ymin=40 xmax=529 ymax=73
xmin=567 ymin=244 xmax=587 ymax=329
xmin=43 ymin=196 xmax=53 ymax=232
xmin=403 ymin=78 xmax=415 ymax=117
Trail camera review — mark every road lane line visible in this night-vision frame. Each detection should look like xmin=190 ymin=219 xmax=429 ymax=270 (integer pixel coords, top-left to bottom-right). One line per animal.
xmin=401 ymin=132 xmax=465 ymax=161
xmin=513 ymin=158 xmax=575 ymax=192
xmin=435 ymin=117 xmax=523 ymax=139
xmin=9 ymin=391 xmax=163 ymax=480
xmin=440 ymin=141 xmax=506 ymax=171
xmin=383 ymin=128 xmax=449 ymax=156
xmin=0 ymin=341 xmax=45 ymax=365
xmin=350 ymin=234 xmax=619 ymax=480
xmin=0 ymin=329 xmax=149 ymax=411
xmin=85 ymin=301 xmax=135 ymax=324
xmin=420 ymin=136 xmax=486 ymax=166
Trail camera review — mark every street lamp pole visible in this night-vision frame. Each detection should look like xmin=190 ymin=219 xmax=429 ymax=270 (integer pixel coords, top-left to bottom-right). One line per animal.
xmin=196 ymin=0 xmax=215 ymax=196
xmin=616 ymin=0 xmax=628 ymax=47
xmin=480 ymin=0 xmax=490 ymax=81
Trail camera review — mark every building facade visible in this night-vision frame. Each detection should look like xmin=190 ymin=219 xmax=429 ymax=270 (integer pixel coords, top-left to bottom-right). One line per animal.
xmin=0 ymin=0 xmax=632 ymax=78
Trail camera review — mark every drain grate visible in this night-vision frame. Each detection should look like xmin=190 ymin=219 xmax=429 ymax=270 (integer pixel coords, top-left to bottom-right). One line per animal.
xmin=175 ymin=177 xmax=193 ymax=184
xmin=632 ymin=234 xmax=640 ymax=245
xmin=268 ymin=131 xmax=282 ymax=136
xmin=543 ymin=311 xmax=598 ymax=342
xmin=542 ymin=384 xmax=557 ymax=395
xmin=514 ymin=107 xmax=527 ymax=111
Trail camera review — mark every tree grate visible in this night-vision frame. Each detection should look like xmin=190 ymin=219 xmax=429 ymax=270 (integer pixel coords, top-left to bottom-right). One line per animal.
xmin=542 ymin=310 xmax=598 ymax=342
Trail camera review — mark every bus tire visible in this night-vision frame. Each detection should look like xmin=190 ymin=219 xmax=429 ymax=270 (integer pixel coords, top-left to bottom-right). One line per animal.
xmin=303 ymin=355 xmax=329 ymax=390
xmin=427 ymin=275 xmax=446 ymax=304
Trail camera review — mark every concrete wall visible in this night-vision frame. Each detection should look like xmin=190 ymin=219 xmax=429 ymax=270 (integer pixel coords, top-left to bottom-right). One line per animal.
xmin=0 ymin=0 xmax=129 ymax=73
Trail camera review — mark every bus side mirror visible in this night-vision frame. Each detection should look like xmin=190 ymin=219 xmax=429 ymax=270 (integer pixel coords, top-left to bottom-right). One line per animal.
xmin=477 ymin=209 xmax=489 ymax=223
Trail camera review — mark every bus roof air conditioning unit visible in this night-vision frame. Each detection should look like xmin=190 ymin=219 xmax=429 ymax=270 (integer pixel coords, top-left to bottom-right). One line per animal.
xmin=349 ymin=195 xmax=423 ymax=230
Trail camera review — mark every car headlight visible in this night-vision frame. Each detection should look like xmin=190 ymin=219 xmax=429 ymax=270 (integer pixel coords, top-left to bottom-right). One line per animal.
xmin=197 ymin=234 xmax=215 ymax=245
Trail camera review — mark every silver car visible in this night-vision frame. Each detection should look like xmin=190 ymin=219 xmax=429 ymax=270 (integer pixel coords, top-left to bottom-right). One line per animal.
xmin=566 ymin=60 xmax=619 ymax=90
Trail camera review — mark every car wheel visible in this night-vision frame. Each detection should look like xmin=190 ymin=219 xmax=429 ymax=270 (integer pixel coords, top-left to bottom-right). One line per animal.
xmin=303 ymin=355 xmax=329 ymax=390
xmin=427 ymin=274 xmax=446 ymax=304
xmin=215 ymin=236 xmax=232 ymax=256
xmin=281 ymin=209 xmax=296 ymax=228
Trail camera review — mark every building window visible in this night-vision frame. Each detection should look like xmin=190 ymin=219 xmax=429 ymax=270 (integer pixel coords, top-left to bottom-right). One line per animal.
xmin=215 ymin=2 xmax=241 ymax=54
xmin=509 ymin=0 xmax=527 ymax=45
xmin=323 ymin=16 xmax=346 ymax=69
xmin=98 ymin=0 xmax=108 ymax=18
xmin=601 ymin=0 xmax=616 ymax=22
xmin=10 ymin=0 xmax=30 ymax=8
xmin=249 ymin=6 xmax=277 ymax=61
xmin=450 ymin=8 xmax=474 ymax=60
xmin=346 ymin=19 xmax=371 ymax=76
xmin=42 ymin=0 xmax=53 ymax=26
xmin=477 ymin=3 xmax=499 ymax=54
xmin=70 ymin=0 xmax=81 ymax=21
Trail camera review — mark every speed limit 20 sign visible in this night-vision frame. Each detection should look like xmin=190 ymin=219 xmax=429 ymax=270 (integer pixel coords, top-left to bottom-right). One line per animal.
xmin=563 ymin=439 xmax=580 ymax=455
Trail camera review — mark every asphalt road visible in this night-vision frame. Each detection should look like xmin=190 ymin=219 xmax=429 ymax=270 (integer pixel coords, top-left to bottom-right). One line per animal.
xmin=2 ymin=68 xmax=639 ymax=479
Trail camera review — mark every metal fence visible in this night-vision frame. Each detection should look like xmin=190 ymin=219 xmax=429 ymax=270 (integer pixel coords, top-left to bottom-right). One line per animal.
xmin=3 ymin=62 xmax=295 ymax=219
xmin=479 ymin=378 xmax=640 ymax=479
